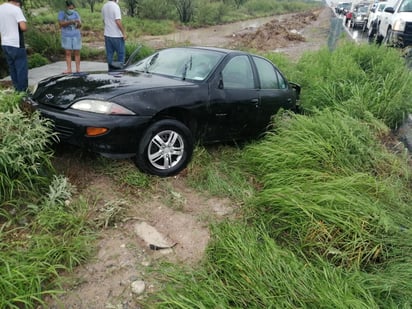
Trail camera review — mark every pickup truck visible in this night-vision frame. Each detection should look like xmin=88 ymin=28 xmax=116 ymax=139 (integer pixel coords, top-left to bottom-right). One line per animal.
xmin=366 ymin=1 xmax=388 ymax=37
xmin=377 ymin=0 xmax=412 ymax=47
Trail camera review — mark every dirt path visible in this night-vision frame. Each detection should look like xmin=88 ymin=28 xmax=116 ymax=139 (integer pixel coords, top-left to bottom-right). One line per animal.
xmin=46 ymin=5 xmax=333 ymax=309
xmin=140 ymin=6 xmax=332 ymax=61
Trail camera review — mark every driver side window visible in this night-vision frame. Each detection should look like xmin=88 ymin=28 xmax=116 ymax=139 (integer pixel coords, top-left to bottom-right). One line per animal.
xmin=222 ymin=56 xmax=254 ymax=89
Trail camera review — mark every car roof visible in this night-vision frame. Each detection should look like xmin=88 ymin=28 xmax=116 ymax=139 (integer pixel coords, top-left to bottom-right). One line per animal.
xmin=182 ymin=46 xmax=247 ymax=55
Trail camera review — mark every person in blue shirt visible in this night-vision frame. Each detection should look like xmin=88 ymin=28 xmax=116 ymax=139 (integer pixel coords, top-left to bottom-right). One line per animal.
xmin=58 ymin=1 xmax=82 ymax=73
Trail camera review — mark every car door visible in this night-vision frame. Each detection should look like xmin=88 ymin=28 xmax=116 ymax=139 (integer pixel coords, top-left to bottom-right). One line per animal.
xmin=379 ymin=0 xmax=402 ymax=37
xmin=252 ymin=56 xmax=296 ymax=132
xmin=206 ymin=54 xmax=261 ymax=141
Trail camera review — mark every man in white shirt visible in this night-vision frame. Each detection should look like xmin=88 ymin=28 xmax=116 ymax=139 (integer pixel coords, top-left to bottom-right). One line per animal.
xmin=0 ymin=0 xmax=28 ymax=92
xmin=102 ymin=0 xmax=127 ymax=71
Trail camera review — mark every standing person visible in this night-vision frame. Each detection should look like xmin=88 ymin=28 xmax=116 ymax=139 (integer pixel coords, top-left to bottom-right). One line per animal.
xmin=0 ymin=0 xmax=28 ymax=92
xmin=102 ymin=0 xmax=127 ymax=70
xmin=58 ymin=0 xmax=82 ymax=74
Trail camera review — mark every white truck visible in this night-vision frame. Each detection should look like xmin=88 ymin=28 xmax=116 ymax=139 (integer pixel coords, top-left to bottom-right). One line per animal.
xmin=377 ymin=0 xmax=412 ymax=46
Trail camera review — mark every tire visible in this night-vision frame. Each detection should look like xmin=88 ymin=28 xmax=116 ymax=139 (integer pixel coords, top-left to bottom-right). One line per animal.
xmin=368 ymin=24 xmax=377 ymax=43
xmin=367 ymin=23 xmax=375 ymax=38
xmin=134 ymin=119 xmax=194 ymax=177
xmin=383 ymin=28 xmax=394 ymax=46
xmin=375 ymin=28 xmax=384 ymax=45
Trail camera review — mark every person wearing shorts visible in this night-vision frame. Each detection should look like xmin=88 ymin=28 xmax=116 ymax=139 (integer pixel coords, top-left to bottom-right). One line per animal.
xmin=58 ymin=0 xmax=82 ymax=73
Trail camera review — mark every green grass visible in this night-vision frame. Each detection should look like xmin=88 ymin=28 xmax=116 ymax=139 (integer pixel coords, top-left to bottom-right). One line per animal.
xmin=152 ymin=223 xmax=378 ymax=308
xmin=0 ymin=100 xmax=56 ymax=212
xmin=22 ymin=0 xmax=321 ymax=66
xmin=2 ymin=6 xmax=412 ymax=308
xmin=0 ymin=178 xmax=95 ymax=308
xmin=0 ymin=93 xmax=95 ymax=308
xmin=186 ymin=145 xmax=255 ymax=203
xmin=292 ymin=43 xmax=412 ymax=129
xmin=143 ymin=43 xmax=412 ymax=308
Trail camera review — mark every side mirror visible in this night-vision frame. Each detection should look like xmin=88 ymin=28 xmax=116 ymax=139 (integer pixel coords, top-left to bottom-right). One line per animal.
xmin=384 ymin=7 xmax=395 ymax=14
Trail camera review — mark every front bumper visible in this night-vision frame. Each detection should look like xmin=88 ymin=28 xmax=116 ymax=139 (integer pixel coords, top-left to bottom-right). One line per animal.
xmin=391 ymin=30 xmax=412 ymax=48
xmin=21 ymin=97 xmax=152 ymax=158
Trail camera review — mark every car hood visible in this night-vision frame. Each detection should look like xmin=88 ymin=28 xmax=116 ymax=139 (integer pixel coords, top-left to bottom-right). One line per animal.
xmin=32 ymin=71 xmax=196 ymax=108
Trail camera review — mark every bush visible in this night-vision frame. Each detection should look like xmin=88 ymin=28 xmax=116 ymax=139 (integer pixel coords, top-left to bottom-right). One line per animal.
xmin=0 ymin=92 xmax=56 ymax=210
xmin=26 ymin=29 xmax=61 ymax=59
xmin=139 ymin=0 xmax=175 ymax=20
xmin=28 ymin=53 xmax=50 ymax=69
xmin=0 ymin=90 xmax=95 ymax=308
xmin=194 ymin=1 xmax=228 ymax=26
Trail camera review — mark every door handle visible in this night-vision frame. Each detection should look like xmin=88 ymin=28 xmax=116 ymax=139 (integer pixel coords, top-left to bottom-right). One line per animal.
xmin=251 ymin=98 xmax=259 ymax=107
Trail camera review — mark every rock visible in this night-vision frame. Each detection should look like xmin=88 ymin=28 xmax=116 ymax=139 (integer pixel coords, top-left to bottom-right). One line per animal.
xmin=134 ymin=221 xmax=174 ymax=253
xmin=131 ymin=280 xmax=146 ymax=295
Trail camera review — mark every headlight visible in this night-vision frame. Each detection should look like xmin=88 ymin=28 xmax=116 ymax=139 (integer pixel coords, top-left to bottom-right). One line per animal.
xmin=71 ymin=100 xmax=135 ymax=115
xmin=31 ymin=83 xmax=39 ymax=95
xmin=393 ymin=19 xmax=406 ymax=32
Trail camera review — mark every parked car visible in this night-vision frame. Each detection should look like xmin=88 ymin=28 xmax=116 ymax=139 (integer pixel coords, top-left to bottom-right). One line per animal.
xmin=21 ymin=46 xmax=301 ymax=177
xmin=336 ymin=2 xmax=353 ymax=15
xmin=349 ymin=3 xmax=370 ymax=29
xmin=366 ymin=1 xmax=388 ymax=37
xmin=377 ymin=0 xmax=412 ymax=47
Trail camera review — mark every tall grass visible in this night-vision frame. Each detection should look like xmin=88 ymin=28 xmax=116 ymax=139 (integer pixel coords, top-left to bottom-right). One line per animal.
xmin=0 ymin=91 xmax=95 ymax=308
xmin=0 ymin=98 xmax=56 ymax=212
xmin=243 ymin=109 xmax=411 ymax=263
xmin=243 ymin=0 xmax=322 ymax=16
xmin=153 ymin=223 xmax=378 ymax=308
xmin=186 ymin=145 xmax=254 ymax=202
xmin=293 ymin=43 xmax=412 ymax=129
xmin=148 ymin=43 xmax=412 ymax=307
xmin=0 ymin=196 xmax=95 ymax=308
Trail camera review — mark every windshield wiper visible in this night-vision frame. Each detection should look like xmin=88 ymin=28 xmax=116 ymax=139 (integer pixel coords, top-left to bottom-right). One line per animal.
xmin=145 ymin=52 xmax=159 ymax=73
xmin=182 ymin=55 xmax=192 ymax=80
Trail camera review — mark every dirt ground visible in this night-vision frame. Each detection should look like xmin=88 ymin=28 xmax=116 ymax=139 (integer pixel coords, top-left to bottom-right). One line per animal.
xmin=45 ymin=6 xmax=333 ymax=309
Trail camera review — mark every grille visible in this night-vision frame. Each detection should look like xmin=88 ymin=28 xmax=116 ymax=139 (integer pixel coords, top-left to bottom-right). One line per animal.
xmin=405 ymin=22 xmax=412 ymax=35
xmin=54 ymin=124 xmax=74 ymax=139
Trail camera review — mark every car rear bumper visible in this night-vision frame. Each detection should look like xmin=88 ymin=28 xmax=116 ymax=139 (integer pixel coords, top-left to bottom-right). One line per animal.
xmin=21 ymin=97 xmax=152 ymax=158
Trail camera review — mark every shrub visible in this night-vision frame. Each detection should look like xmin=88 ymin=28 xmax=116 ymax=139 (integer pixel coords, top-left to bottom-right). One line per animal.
xmin=194 ymin=1 xmax=228 ymax=26
xmin=26 ymin=29 xmax=61 ymax=59
xmin=28 ymin=53 xmax=50 ymax=69
xmin=0 ymin=93 xmax=56 ymax=210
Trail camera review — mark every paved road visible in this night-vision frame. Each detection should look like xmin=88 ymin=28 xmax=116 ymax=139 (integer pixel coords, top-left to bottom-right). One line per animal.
xmin=1 ymin=61 xmax=108 ymax=87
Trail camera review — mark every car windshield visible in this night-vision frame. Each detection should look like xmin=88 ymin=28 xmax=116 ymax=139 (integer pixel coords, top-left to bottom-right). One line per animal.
xmin=126 ymin=48 xmax=225 ymax=81
xmin=400 ymin=0 xmax=412 ymax=12
xmin=378 ymin=3 xmax=386 ymax=12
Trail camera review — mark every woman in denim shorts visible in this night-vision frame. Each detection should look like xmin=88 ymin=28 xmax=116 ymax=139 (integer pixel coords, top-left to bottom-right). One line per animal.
xmin=58 ymin=0 xmax=82 ymax=73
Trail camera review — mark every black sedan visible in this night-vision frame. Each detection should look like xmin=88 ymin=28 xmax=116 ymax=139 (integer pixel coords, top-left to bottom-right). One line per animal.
xmin=23 ymin=46 xmax=300 ymax=177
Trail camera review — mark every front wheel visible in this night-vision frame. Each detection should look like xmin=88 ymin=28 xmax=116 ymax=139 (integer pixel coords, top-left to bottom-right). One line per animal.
xmin=383 ymin=28 xmax=394 ymax=46
xmin=134 ymin=119 xmax=194 ymax=177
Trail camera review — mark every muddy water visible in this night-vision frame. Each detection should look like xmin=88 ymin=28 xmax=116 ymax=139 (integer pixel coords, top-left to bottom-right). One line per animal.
xmin=140 ymin=15 xmax=281 ymax=48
